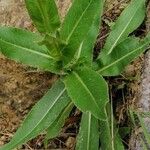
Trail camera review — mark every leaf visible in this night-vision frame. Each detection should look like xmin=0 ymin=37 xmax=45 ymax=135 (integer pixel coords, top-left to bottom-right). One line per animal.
xmin=129 ymin=111 xmax=150 ymax=149
xmin=0 ymin=27 xmax=60 ymax=73
xmin=99 ymin=0 xmax=146 ymax=56
xmin=40 ymin=34 xmax=64 ymax=59
xmin=99 ymin=104 xmax=124 ymax=150
xmin=100 ymin=121 xmax=124 ymax=150
xmin=0 ymin=80 xmax=71 ymax=150
xmin=63 ymin=42 xmax=84 ymax=70
xmin=141 ymin=139 xmax=149 ymax=150
xmin=60 ymin=0 xmax=104 ymax=66
xmin=119 ymin=127 xmax=131 ymax=138
xmin=45 ymin=102 xmax=73 ymax=141
xmin=97 ymin=35 xmax=150 ymax=76
xmin=63 ymin=67 xmax=109 ymax=120
xmin=76 ymin=112 xmax=99 ymax=150
xmin=137 ymin=114 xmax=150 ymax=145
xmin=129 ymin=109 xmax=136 ymax=126
xmin=100 ymin=120 xmax=124 ymax=150
xmin=25 ymin=0 xmax=60 ymax=34
xmin=80 ymin=1 xmax=104 ymax=66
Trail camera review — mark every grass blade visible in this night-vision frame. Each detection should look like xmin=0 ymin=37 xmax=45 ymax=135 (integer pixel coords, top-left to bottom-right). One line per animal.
xmin=137 ymin=114 xmax=150 ymax=145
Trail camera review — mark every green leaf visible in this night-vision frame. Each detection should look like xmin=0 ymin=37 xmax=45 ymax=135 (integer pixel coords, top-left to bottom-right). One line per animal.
xmin=119 ymin=127 xmax=131 ymax=138
xmin=80 ymin=1 xmax=104 ymax=66
xmin=97 ymin=35 xmax=150 ymax=76
xmin=0 ymin=80 xmax=71 ymax=150
xmin=99 ymin=0 xmax=146 ymax=56
xmin=137 ymin=114 xmax=150 ymax=145
xmin=129 ymin=109 xmax=136 ymax=126
xmin=45 ymin=102 xmax=73 ymax=141
xmin=76 ymin=112 xmax=99 ymax=150
xmin=141 ymin=139 xmax=149 ymax=150
xmin=100 ymin=120 xmax=124 ymax=150
xmin=40 ymin=34 xmax=64 ymax=59
xmin=129 ymin=111 xmax=150 ymax=149
xmin=0 ymin=27 xmax=60 ymax=73
xmin=99 ymin=104 xmax=124 ymax=150
xmin=25 ymin=0 xmax=60 ymax=34
xmin=63 ymin=67 xmax=109 ymax=120
xmin=60 ymin=0 xmax=104 ymax=66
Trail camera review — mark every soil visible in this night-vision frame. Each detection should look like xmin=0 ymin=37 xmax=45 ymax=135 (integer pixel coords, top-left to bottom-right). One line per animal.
xmin=0 ymin=0 xmax=145 ymax=149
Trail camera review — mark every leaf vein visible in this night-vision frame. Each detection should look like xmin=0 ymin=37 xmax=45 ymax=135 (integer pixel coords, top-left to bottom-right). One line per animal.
xmin=0 ymin=38 xmax=55 ymax=60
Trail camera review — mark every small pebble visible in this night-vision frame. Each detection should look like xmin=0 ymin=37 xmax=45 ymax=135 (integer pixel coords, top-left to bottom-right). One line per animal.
xmin=65 ymin=137 xmax=76 ymax=149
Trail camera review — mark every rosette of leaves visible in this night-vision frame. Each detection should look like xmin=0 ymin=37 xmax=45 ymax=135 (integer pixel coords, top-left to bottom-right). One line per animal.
xmin=0 ymin=0 xmax=149 ymax=149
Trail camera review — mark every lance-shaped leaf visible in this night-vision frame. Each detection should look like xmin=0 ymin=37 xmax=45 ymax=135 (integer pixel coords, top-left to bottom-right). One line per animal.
xmin=97 ymin=34 xmax=150 ymax=76
xmin=60 ymin=0 xmax=104 ymax=66
xmin=25 ymin=0 xmax=60 ymax=34
xmin=99 ymin=120 xmax=124 ymax=150
xmin=80 ymin=0 xmax=104 ymax=66
xmin=0 ymin=27 xmax=60 ymax=73
xmin=0 ymin=80 xmax=71 ymax=150
xmin=76 ymin=112 xmax=99 ymax=150
xmin=98 ymin=0 xmax=146 ymax=56
xmin=99 ymin=104 xmax=124 ymax=150
xmin=63 ymin=67 xmax=109 ymax=120
xmin=45 ymin=102 xmax=74 ymax=141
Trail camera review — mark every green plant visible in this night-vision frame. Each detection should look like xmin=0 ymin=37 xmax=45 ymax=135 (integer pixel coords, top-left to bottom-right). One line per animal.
xmin=0 ymin=0 xmax=149 ymax=149
xmin=129 ymin=109 xmax=150 ymax=149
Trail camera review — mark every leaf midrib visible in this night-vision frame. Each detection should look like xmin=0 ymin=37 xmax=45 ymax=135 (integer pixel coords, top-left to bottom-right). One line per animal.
xmin=73 ymin=72 xmax=100 ymax=113
xmin=98 ymin=42 xmax=148 ymax=73
xmin=107 ymin=1 xmax=143 ymax=54
xmin=87 ymin=112 xmax=92 ymax=150
xmin=6 ymin=88 xmax=66 ymax=149
xmin=0 ymin=38 xmax=55 ymax=60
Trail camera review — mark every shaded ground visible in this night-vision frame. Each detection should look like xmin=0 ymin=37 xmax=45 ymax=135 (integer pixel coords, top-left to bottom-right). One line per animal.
xmin=0 ymin=0 xmax=145 ymax=149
